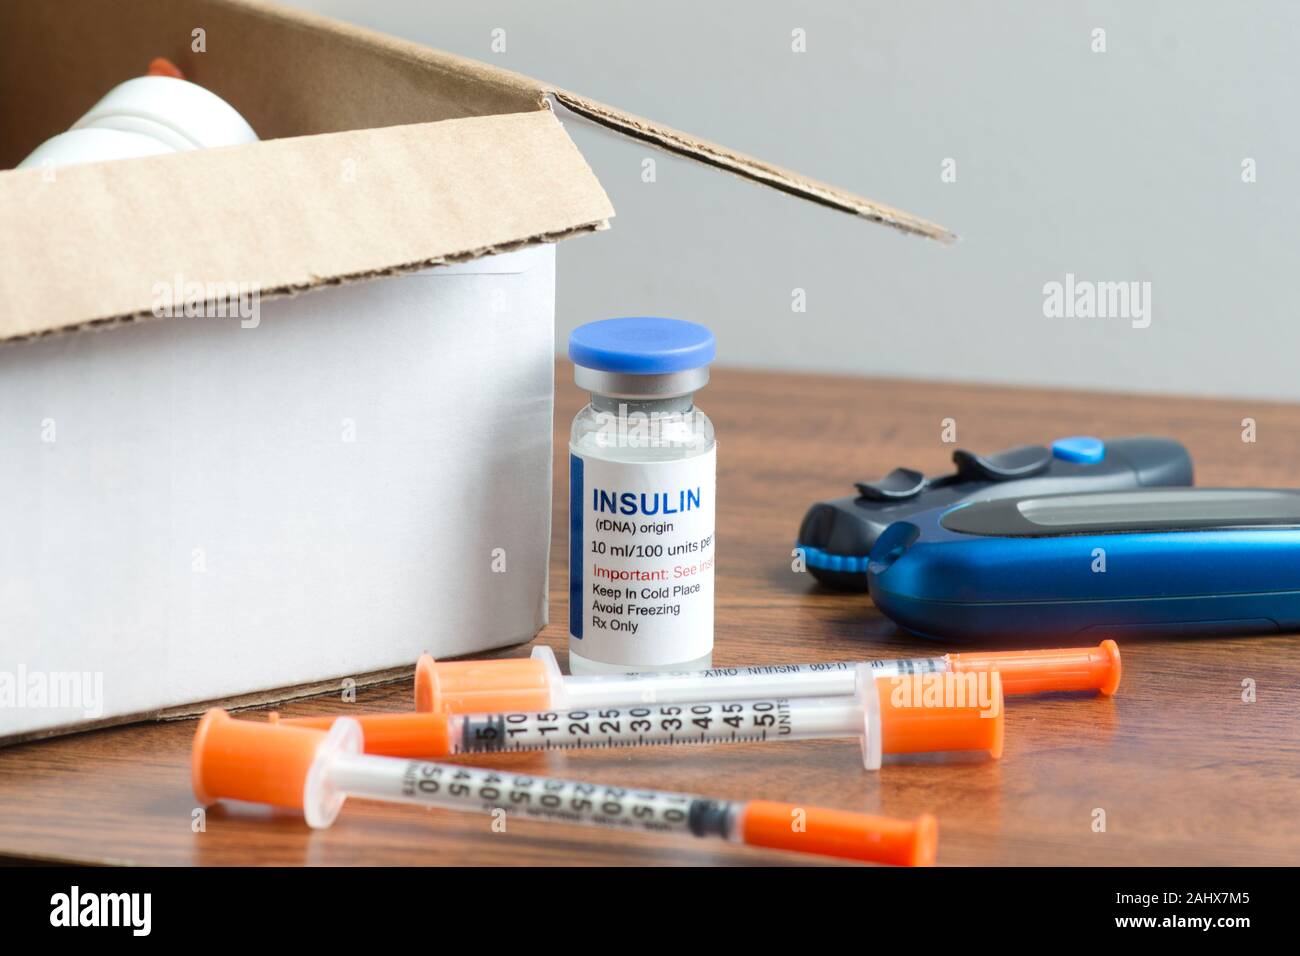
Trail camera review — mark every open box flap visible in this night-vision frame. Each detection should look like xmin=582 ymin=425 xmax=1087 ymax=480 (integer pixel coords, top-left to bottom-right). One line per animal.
xmin=0 ymin=111 xmax=612 ymax=340
xmin=0 ymin=0 xmax=952 ymax=343
xmin=548 ymin=90 xmax=952 ymax=241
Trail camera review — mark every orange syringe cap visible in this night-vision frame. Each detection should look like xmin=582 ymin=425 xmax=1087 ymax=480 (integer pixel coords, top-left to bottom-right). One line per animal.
xmin=416 ymin=652 xmax=554 ymax=714
xmin=876 ymin=670 xmax=1004 ymax=759
xmin=277 ymin=710 xmax=452 ymax=758
xmin=949 ymin=639 xmax=1122 ymax=696
xmin=742 ymin=802 xmax=938 ymax=866
xmin=193 ymin=709 xmax=363 ymax=827
xmin=193 ymin=708 xmax=327 ymax=809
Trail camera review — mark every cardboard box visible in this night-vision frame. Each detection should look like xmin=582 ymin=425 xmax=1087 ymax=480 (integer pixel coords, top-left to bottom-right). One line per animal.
xmin=0 ymin=0 xmax=949 ymax=743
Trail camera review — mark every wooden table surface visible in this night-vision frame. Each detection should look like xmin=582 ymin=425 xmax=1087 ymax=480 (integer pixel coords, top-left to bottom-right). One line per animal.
xmin=3 ymin=364 xmax=1299 ymax=866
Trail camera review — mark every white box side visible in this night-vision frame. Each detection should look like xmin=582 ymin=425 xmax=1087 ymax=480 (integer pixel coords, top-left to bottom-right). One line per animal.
xmin=0 ymin=244 xmax=555 ymax=739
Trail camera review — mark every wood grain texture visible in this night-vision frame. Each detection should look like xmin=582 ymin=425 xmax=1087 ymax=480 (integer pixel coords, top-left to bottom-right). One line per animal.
xmin=2 ymin=363 xmax=1298 ymax=865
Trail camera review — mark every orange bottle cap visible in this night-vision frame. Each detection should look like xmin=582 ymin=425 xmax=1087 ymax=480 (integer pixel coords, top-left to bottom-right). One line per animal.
xmin=277 ymin=711 xmax=452 ymax=758
xmin=949 ymin=639 xmax=1121 ymax=696
xmin=415 ymin=652 xmax=555 ymax=714
xmin=742 ymin=802 xmax=938 ymax=866
xmin=146 ymin=57 xmax=186 ymax=79
xmin=192 ymin=708 xmax=362 ymax=826
xmin=876 ymin=670 xmax=1004 ymax=759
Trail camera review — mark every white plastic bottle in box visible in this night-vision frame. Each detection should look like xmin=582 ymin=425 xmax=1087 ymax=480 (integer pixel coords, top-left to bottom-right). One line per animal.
xmin=567 ymin=317 xmax=718 ymax=674
xmin=17 ymin=59 xmax=257 ymax=170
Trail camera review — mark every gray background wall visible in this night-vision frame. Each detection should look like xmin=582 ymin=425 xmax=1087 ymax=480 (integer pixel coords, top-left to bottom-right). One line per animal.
xmin=286 ymin=0 xmax=1299 ymax=400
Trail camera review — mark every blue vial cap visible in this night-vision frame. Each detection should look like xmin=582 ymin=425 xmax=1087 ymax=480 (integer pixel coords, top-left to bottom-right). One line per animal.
xmin=569 ymin=317 xmax=716 ymax=374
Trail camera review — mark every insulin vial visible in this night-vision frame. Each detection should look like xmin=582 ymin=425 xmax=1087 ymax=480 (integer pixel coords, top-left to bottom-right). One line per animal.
xmin=568 ymin=317 xmax=717 ymax=674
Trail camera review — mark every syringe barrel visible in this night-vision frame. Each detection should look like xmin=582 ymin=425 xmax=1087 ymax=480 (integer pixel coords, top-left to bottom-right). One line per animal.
xmin=559 ymin=664 xmax=860 ymax=708
xmin=329 ymin=751 xmax=708 ymax=838
xmin=554 ymin=654 xmax=948 ymax=710
xmin=448 ymin=695 xmax=866 ymax=755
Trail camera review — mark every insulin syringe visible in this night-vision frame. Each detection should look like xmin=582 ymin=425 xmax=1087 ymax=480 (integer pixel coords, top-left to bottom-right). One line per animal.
xmin=194 ymin=708 xmax=938 ymax=866
xmin=280 ymin=666 xmax=1005 ymax=769
xmin=411 ymin=640 xmax=1120 ymax=714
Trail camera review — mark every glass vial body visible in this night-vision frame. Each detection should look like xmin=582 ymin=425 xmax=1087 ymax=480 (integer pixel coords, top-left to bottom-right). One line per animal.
xmin=567 ymin=318 xmax=718 ymax=675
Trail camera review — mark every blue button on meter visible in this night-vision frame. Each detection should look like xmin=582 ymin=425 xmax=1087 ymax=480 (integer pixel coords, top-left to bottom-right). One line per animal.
xmin=1051 ymin=436 xmax=1106 ymax=464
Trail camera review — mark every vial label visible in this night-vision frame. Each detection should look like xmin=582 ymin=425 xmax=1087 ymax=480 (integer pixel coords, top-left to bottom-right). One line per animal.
xmin=570 ymin=446 xmax=716 ymax=667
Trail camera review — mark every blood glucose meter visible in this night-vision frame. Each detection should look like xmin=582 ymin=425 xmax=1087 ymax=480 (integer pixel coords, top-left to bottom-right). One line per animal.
xmin=797 ymin=436 xmax=1193 ymax=590
xmin=867 ymin=487 xmax=1300 ymax=642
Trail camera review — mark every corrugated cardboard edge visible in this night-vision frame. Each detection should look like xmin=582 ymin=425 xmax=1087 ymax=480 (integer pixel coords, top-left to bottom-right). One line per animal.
xmin=0 ymin=221 xmax=604 ymax=348
xmin=548 ymin=90 xmax=956 ymax=243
